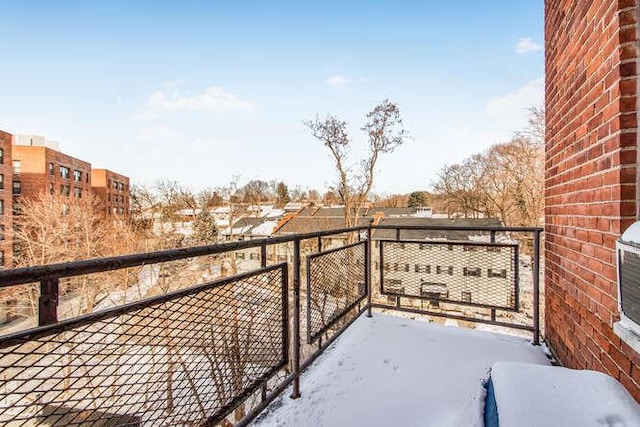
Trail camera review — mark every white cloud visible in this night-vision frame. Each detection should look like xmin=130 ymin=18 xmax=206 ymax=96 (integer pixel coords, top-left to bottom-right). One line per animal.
xmin=486 ymin=77 xmax=544 ymax=124
xmin=325 ymin=75 xmax=350 ymax=86
xmin=515 ymin=37 xmax=542 ymax=54
xmin=138 ymin=86 xmax=255 ymax=118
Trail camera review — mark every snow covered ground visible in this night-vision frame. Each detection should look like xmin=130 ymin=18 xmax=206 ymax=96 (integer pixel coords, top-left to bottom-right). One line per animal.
xmin=253 ymin=313 xmax=549 ymax=427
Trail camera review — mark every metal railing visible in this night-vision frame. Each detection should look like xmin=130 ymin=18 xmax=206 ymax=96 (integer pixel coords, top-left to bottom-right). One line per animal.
xmin=0 ymin=224 xmax=543 ymax=426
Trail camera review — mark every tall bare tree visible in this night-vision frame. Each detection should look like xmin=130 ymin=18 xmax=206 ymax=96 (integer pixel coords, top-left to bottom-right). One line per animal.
xmin=304 ymin=99 xmax=408 ymax=228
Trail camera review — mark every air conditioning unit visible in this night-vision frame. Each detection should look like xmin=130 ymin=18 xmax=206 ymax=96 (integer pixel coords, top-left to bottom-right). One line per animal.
xmin=616 ymin=222 xmax=640 ymax=336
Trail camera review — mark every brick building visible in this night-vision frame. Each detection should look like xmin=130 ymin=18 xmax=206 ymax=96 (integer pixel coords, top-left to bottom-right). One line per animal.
xmin=0 ymin=132 xmax=12 ymax=268
xmin=12 ymin=144 xmax=92 ymax=203
xmin=545 ymin=0 xmax=640 ymax=400
xmin=91 ymin=169 xmax=130 ymax=217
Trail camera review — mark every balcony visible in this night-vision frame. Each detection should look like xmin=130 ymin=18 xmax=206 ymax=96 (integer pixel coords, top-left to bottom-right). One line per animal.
xmin=0 ymin=224 xmax=543 ymax=426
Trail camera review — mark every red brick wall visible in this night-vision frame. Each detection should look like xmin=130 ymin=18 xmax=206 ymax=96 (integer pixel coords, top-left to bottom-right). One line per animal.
xmin=0 ymin=132 xmax=13 ymax=268
xmin=545 ymin=0 xmax=640 ymax=399
xmin=91 ymin=169 xmax=130 ymax=217
xmin=12 ymin=146 xmax=92 ymax=202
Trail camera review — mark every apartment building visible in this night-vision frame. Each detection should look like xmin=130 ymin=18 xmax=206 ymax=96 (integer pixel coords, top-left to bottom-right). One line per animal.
xmin=12 ymin=143 xmax=92 ymax=204
xmin=91 ymin=169 xmax=130 ymax=217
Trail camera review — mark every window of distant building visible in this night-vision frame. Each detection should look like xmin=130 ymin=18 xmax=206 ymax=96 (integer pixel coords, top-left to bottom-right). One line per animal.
xmin=250 ymin=253 xmax=260 ymax=260
xmin=436 ymin=265 xmax=454 ymax=275
xmin=0 ymin=199 xmax=5 ymax=215
xmin=48 ymin=182 xmax=54 ymax=194
xmin=488 ymin=268 xmax=507 ymax=279
xmin=12 ymin=201 xmax=21 ymax=215
xmin=59 ymin=166 xmax=70 ymax=179
xmin=49 ymin=162 xmax=54 ymax=175
xmin=0 ymin=225 xmax=4 ymax=240
xmin=0 ymin=148 xmax=4 ymax=164
xmin=463 ymin=267 xmax=481 ymax=277
xmin=461 ymin=292 xmax=472 ymax=303
xmin=73 ymin=170 xmax=82 ymax=182
xmin=60 ymin=185 xmax=70 ymax=196
xmin=415 ymin=264 xmax=430 ymax=273
xmin=12 ymin=160 xmax=20 ymax=174
xmin=74 ymin=188 xmax=82 ymax=198
xmin=0 ymin=174 xmax=4 ymax=190
xmin=12 ymin=181 xmax=20 ymax=195
xmin=0 ymin=251 xmax=5 ymax=267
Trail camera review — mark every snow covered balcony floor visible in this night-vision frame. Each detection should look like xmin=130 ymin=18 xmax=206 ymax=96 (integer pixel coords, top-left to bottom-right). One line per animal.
xmin=253 ymin=313 xmax=550 ymax=427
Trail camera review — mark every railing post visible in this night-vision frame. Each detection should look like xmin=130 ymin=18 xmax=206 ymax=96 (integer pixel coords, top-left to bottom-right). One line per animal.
xmin=291 ymin=238 xmax=301 ymax=398
xmin=366 ymin=224 xmax=372 ymax=318
xmin=532 ymin=230 xmax=541 ymax=346
xmin=38 ymin=277 xmax=59 ymax=326
xmin=261 ymin=244 xmax=267 ymax=268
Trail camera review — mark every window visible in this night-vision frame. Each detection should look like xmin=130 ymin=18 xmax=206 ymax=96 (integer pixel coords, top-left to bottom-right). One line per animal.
xmin=393 ymin=263 xmax=399 ymax=271
xmin=414 ymin=264 xmax=431 ymax=273
xmin=12 ymin=181 xmax=20 ymax=195
xmin=236 ymin=252 xmax=245 ymax=260
xmin=0 ymin=251 xmax=5 ymax=267
xmin=74 ymin=188 xmax=82 ymax=198
xmin=60 ymin=185 xmax=70 ymax=196
xmin=250 ymin=253 xmax=260 ymax=260
xmin=277 ymin=254 xmax=287 ymax=262
xmin=404 ymin=263 xmax=410 ymax=272
xmin=0 ymin=174 xmax=4 ymax=190
xmin=461 ymin=292 xmax=472 ymax=303
xmin=0 ymin=225 xmax=4 ymax=240
xmin=436 ymin=265 xmax=454 ymax=275
xmin=0 ymin=148 xmax=3 ymax=164
xmin=59 ymin=166 xmax=70 ymax=179
xmin=48 ymin=182 xmax=54 ymax=194
xmin=487 ymin=247 xmax=502 ymax=253
xmin=463 ymin=267 xmax=482 ymax=277
xmin=463 ymin=246 xmax=478 ymax=252
xmin=384 ymin=278 xmax=404 ymax=294
xmin=49 ymin=162 xmax=54 ymax=175
xmin=488 ymin=269 xmax=507 ymax=278
xmin=12 ymin=160 xmax=20 ymax=173
xmin=12 ymin=201 xmax=21 ymax=214
xmin=73 ymin=170 xmax=82 ymax=182
xmin=0 ymin=199 xmax=4 ymax=215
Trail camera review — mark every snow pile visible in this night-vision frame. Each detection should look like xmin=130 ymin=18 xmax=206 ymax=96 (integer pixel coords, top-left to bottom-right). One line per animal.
xmin=253 ymin=314 xmax=549 ymax=427
xmin=490 ymin=362 xmax=640 ymax=427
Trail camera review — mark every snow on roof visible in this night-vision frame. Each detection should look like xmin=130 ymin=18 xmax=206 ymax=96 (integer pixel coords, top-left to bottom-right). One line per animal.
xmin=212 ymin=206 xmax=231 ymax=214
xmin=251 ymin=220 xmax=279 ymax=236
xmin=490 ymin=362 xmax=640 ymax=427
xmin=254 ymin=314 xmax=549 ymax=427
xmin=175 ymin=208 xmax=201 ymax=216
xmin=265 ymin=208 xmax=285 ymax=218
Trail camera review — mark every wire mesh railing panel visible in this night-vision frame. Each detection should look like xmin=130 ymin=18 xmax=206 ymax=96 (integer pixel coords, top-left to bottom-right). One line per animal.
xmin=306 ymin=242 xmax=366 ymax=343
xmin=378 ymin=240 xmax=519 ymax=311
xmin=0 ymin=264 xmax=288 ymax=426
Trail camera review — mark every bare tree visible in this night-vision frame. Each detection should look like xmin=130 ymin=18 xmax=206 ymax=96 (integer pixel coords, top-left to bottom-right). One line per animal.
xmin=432 ymin=109 xmax=544 ymax=226
xmin=304 ymin=99 xmax=408 ymax=228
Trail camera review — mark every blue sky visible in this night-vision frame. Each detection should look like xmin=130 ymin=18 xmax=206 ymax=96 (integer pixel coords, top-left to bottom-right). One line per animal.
xmin=0 ymin=1 xmax=544 ymax=195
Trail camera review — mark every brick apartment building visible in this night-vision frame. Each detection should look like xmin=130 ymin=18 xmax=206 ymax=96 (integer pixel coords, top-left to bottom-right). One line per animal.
xmin=0 ymin=132 xmax=130 ymax=269
xmin=0 ymin=132 xmax=12 ymax=269
xmin=12 ymin=143 xmax=92 ymax=203
xmin=91 ymin=169 xmax=130 ymax=217
xmin=545 ymin=0 xmax=640 ymax=400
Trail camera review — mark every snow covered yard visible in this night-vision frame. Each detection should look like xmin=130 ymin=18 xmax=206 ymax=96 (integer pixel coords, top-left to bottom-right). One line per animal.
xmin=253 ymin=313 xmax=549 ymax=427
